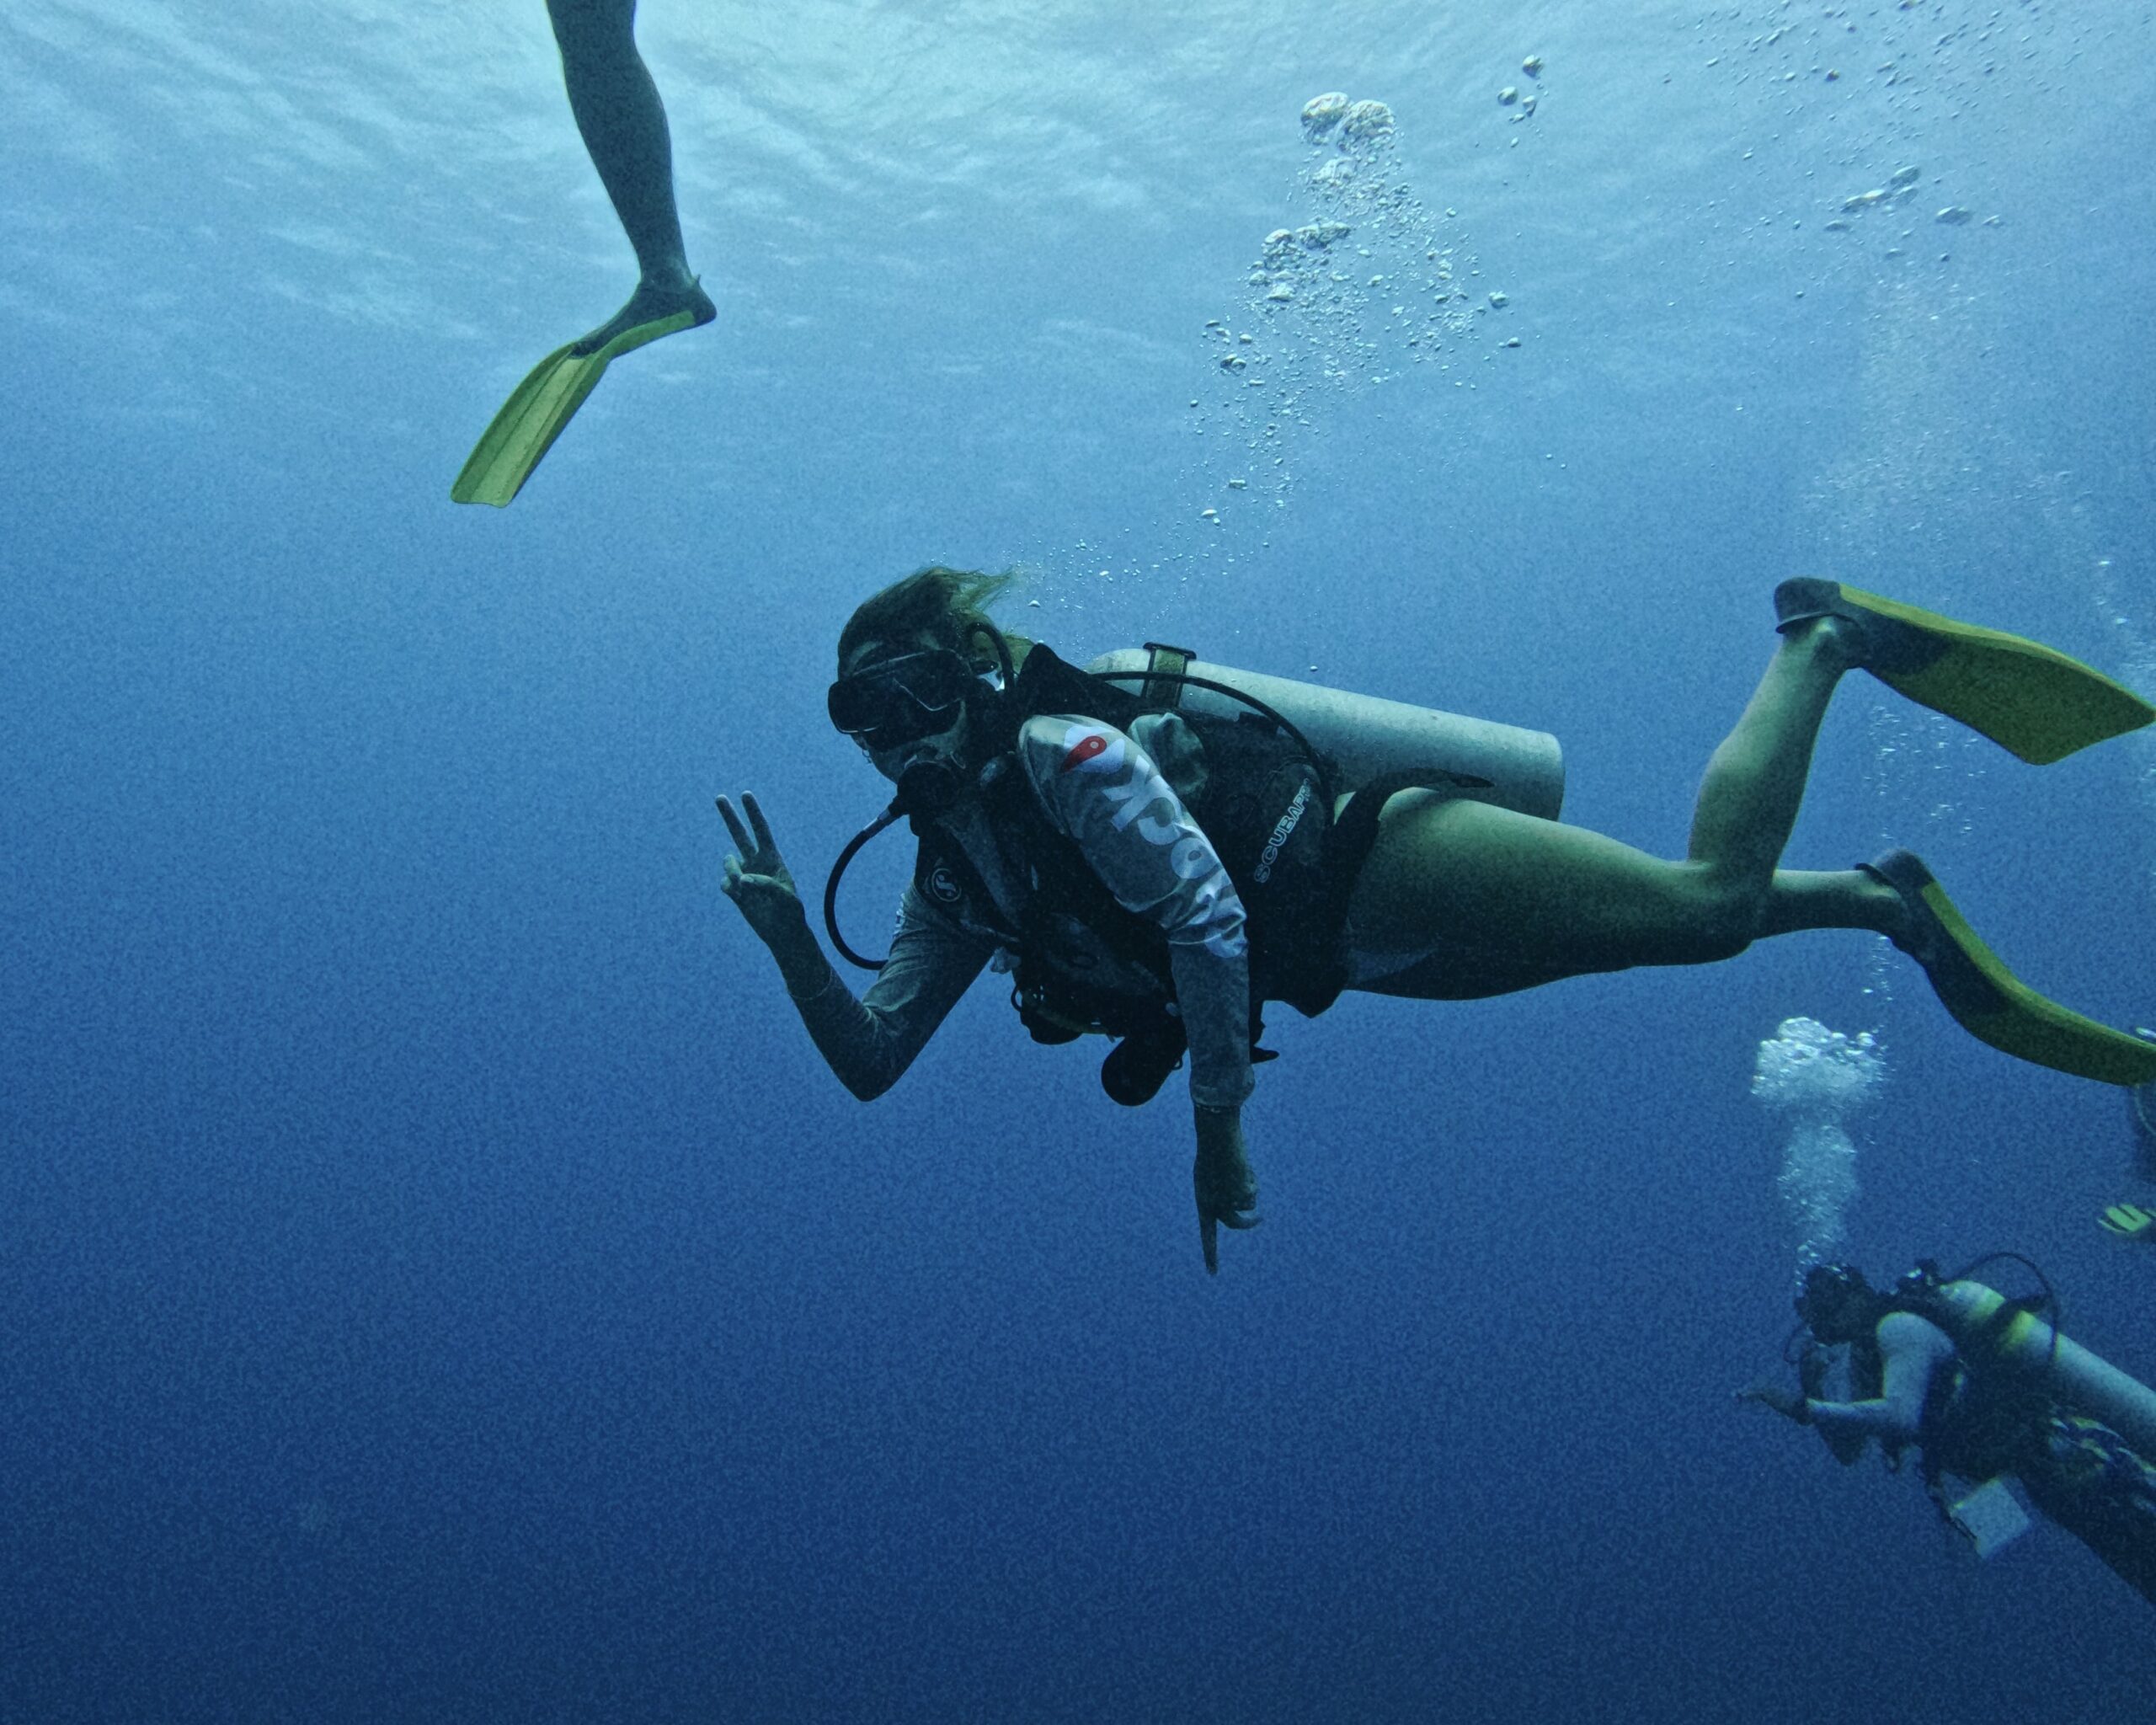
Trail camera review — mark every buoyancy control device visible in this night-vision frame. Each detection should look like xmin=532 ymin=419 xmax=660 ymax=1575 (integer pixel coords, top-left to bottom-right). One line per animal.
xmin=822 ymin=642 xmax=1566 ymax=1102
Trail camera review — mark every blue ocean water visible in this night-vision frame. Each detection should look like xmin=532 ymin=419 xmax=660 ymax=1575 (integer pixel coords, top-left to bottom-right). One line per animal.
xmin=6 ymin=1 xmax=2156 ymax=1718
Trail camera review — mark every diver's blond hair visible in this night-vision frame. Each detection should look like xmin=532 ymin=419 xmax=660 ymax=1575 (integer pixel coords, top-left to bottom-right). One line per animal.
xmin=837 ymin=565 xmax=1025 ymax=674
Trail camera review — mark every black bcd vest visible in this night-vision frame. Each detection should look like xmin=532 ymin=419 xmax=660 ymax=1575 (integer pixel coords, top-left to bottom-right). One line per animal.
xmin=910 ymin=644 xmax=1468 ymax=1102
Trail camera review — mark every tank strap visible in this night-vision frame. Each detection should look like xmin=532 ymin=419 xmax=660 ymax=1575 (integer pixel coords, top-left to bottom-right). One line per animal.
xmin=1140 ymin=641 xmax=1195 ymax=709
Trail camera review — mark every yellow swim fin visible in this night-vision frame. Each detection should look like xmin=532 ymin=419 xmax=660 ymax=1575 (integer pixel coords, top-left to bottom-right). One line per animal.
xmin=452 ymin=303 xmax=706 ymax=508
xmin=2100 ymin=1202 xmax=2155 ymax=1241
xmin=1776 ymin=578 xmax=2154 ymax=765
xmin=1860 ymin=849 xmax=2156 ymax=1085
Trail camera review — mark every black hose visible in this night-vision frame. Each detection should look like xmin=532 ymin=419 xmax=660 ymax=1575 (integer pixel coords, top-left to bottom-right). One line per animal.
xmin=1087 ymin=669 xmax=1337 ymax=813
xmin=824 ymin=803 xmax=903 ymax=971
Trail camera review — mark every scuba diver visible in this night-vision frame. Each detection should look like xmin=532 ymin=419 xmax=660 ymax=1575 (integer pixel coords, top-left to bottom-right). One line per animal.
xmin=716 ymin=566 xmax=2156 ymax=1274
xmin=1740 ymin=1260 xmax=2156 ymax=1608
xmin=453 ymin=0 xmax=716 ymax=506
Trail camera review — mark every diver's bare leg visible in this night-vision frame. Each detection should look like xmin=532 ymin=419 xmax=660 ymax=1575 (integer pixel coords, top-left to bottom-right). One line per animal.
xmin=1753 ymin=868 xmax=1898 ymax=939
xmin=545 ymin=0 xmax=715 ymax=349
xmin=1348 ymin=618 xmax=1906 ymax=995
xmin=1686 ymin=617 xmax=1850 ymax=886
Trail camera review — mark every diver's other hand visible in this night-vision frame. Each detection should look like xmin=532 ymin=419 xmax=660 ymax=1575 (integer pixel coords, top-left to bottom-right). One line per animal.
xmin=1797 ymin=1340 xmax=1832 ymax=1402
xmin=1735 ymin=1382 xmax=1812 ymax=1424
xmin=717 ymin=793 xmax=807 ymax=944
xmin=2100 ymin=1201 xmax=2155 ymax=1242
xmin=1193 ymin=1104 xmax=1261 ymax=1275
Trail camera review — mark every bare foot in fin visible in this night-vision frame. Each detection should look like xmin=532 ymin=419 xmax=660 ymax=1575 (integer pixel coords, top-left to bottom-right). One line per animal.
xmin=572 ymin=274 xmax=716 ymax=355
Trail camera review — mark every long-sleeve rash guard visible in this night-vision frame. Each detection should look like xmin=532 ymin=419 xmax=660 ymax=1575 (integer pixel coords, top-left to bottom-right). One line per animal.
xmin=792 ymin=713 xmax=1254 ymax=1108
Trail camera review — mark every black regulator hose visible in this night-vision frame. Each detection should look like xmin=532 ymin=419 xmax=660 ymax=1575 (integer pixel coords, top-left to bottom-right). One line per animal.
xmin=1089 ymin=669 xmax=1338 ymax=813
xmin=824 ymin=802 xmax=903 ymax=971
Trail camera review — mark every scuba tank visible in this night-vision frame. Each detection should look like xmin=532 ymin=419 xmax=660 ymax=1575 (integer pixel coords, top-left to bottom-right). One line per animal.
xmin=1925 ymin=1277 xmax=2156 ymax=1460
xmin=1083 ymin=647 xmax=1565 ymax=819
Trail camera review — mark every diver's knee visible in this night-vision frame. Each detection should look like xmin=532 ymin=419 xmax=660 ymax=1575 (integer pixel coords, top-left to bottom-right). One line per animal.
xmin=1684 ymin=873 xmax=1763 ymax=963
xmin=1700 ymin=926 xmax=1756 ymax=964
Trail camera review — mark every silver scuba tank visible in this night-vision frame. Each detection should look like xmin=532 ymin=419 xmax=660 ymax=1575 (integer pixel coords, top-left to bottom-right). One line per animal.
xmin=1931 ymin=1279 xmax=2156 ymax=1461
xmin=1083 ymin=646 xmax=1565 ymax=820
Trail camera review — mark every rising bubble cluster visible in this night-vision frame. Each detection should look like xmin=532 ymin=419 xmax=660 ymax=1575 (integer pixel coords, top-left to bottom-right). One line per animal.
xmin=1689 ymin=3 xmax=2036 ymax=276
xmin=1753 ymin=1016 xmax=1886 ymax=1273
xmin=1187 ymin=92 xmax=1502 ymax=526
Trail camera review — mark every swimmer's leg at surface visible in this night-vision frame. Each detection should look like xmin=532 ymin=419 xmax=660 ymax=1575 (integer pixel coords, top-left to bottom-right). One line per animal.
xmin=545 ymin=0 xmax=715 ymax=351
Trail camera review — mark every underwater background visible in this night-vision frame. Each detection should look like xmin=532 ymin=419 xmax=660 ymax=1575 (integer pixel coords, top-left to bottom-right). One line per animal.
xmin=6 ymin=1 xmax=2155 ymax=1719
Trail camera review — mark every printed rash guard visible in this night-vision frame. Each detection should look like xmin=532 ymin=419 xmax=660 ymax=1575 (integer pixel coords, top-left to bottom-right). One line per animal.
xmin=792 ymin=713 xmax=1255 ymax=1109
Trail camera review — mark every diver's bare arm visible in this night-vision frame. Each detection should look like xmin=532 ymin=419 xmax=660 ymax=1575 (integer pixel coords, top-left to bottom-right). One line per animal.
xmin=1803 ymin=1314 xmax=1955 ymax=1440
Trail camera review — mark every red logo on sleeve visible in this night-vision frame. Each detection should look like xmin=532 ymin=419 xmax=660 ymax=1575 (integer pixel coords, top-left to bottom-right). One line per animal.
xmin=1059 ymin=732 xmax=1109 ymax=772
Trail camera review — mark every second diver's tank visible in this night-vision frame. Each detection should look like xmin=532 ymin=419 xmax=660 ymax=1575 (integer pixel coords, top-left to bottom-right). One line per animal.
xmin=1084 ymin=646 xmax=1565 ymax=820
xmin=1931 ymin=1279 xmax=2156 ymax=1460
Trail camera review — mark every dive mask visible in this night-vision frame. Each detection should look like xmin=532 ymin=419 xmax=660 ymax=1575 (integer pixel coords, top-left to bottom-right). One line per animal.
xmin=827 ymin=649 xmax=981 ymax=750
xmin=1796 ymin=1262 xmax=1874 ymax=1341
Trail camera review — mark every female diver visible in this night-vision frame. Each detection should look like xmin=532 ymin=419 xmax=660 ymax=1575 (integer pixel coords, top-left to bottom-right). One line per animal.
xmin=718 ymin=567 xmax=2156 ymax=1274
